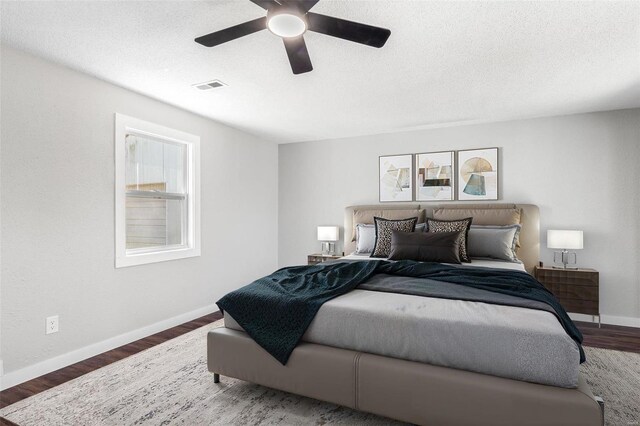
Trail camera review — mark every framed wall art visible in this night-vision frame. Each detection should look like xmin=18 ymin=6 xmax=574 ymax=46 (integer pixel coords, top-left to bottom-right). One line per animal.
xmin=457 ymin=147 xmax=499 ymax=200
xmin=416 ymin=151 xmax=454 ymax=201
xmin=379 ymin=154 xmax=413 ymax=202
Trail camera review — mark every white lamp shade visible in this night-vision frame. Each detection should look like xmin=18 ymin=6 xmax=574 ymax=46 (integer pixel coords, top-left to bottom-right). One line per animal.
xmin=317 ymin=226 xmax=339 ymax=242
xmin=547 ymin=230 xmax=583 ymax=250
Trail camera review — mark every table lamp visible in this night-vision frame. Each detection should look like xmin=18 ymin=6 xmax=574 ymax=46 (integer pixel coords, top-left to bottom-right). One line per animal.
xmin=317 ymin=226 xmax=339 ymax=255
xmin=547 ymin=230 xmax=583 ymax=269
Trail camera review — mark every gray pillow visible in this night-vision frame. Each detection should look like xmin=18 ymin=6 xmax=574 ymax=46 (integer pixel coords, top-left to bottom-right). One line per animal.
xmin=467 ymin=224 xmax=521 ymax=262
xmin=356 ymin=222 xmax=426 ymax=254
xmin=355 ymin=224 xmax=376 ymax=254
xmin=371 ymin=217 xmax=418 ymax=258
xmin=388 ymin=231 xmax=462 ymax=263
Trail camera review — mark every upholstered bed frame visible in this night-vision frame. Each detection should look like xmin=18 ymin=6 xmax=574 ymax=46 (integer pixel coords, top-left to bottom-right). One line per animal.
xmin=208 ymin=203 xmax=604 ymax=426
xmin=344 ymin=203 xmax=540 ymax=273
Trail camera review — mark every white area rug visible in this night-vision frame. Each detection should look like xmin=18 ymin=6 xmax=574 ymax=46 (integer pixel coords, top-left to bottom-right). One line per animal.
xmin=581 ymin=346 xmax=640 ymax=425
xmin=2 ymin=320 xmax=638 ymax=425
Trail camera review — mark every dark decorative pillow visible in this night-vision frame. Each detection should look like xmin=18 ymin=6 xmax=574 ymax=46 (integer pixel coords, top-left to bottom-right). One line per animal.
xmin=388 ymin=231 xmax=462 ymax=263
xmin=371 ymin=217 xmax=418 ymax=258
xmin=426 ymin=217 xmax=473 ymax=262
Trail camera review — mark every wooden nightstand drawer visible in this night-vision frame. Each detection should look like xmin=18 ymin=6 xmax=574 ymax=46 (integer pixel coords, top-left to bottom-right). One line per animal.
xmin=535 ymin=269 xmax=598 ymax=287
xmin=559 ymin=298 xmax=599 ymax=315
xmin=308 ymin=254 xmax=342 ymax=265
xmin=545 ymin=283 xmax=598 ymax=301
xmin=534 ymin=266 xmax=600 ymax=318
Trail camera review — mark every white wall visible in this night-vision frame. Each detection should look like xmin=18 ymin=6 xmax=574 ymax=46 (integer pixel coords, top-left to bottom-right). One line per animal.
xmin=279 ymin=109 xmax=640 ymax=324
xmin=0 ymin=46 xmax=278 ymax=386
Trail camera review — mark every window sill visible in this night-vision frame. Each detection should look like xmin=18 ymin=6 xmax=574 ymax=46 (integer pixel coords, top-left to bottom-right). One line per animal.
xmin=115 ymin=246 xmax=201 ymax=268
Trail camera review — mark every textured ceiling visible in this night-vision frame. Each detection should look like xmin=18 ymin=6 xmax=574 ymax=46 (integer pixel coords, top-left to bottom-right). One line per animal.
xmin=2 ymin=1 xmax=639 ymax=143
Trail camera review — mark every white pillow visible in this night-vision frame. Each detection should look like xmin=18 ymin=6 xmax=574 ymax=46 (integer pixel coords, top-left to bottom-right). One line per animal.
xmin=355 ymin=224 xmax=376 ymax=254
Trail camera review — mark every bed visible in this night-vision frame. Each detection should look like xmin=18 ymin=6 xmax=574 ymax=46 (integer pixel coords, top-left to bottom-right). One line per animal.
xmin=208 ymin=203 xmax=604 ymax=425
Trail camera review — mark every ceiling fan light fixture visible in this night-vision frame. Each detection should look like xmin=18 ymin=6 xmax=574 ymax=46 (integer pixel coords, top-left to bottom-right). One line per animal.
xmin=267 ymin=13 xmax=306 ymax=38
xmin=194 ymin=0 xmax=392 ymax=75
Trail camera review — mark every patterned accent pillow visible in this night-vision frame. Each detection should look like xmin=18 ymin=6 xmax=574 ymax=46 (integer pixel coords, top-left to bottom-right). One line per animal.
xmin=371 ymin=217 xmax=418 ymax=258
xmin=426 ymin=217 xmax=473 ymax=262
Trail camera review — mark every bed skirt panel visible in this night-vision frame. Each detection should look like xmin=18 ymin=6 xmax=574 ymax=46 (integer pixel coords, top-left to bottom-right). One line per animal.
xmin=207 ymin=327 xmax=357 ymax=409
xmin=358 ymin=351 xmax=601 ymax=425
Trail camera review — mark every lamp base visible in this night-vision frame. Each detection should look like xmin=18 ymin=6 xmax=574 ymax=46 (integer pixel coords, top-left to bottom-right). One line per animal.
xmin=321 ymin=242 xmax=335 ymax=256
xmin=552 ymin=250 xmax=578 ymax=269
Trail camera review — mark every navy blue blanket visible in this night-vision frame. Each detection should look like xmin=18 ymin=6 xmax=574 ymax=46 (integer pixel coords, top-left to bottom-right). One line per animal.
xmin=217 ymin=260 xmax=584 ymax=364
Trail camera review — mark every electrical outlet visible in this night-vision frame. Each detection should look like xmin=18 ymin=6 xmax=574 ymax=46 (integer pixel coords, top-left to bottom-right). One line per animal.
xmin=46 ymin=315 xmax=59 ymax=334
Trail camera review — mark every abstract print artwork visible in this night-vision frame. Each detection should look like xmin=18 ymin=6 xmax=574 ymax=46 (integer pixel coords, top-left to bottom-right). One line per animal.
xmin=457 ymin=148 xmax=499 ymax=200
xmin=416 ymin=151 xmax=454 ymax=201
xmin=379 ymin=154 xmax=413 ymax=202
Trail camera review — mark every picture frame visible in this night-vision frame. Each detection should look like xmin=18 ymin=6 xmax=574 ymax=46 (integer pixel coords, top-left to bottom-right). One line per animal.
xmin=456 ymin=147 xmax=499 ymax=201
xmin=379 ymin=154 xmax=413 ymax=202
xmin=415 ymin=151 xmax=455 ymax=201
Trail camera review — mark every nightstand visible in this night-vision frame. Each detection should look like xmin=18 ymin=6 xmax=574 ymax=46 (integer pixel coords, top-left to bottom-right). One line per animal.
xmin=534 ymin=266 xmax=600 ymax=327
xmin=308 ymin=253 xmax=342 ymax=265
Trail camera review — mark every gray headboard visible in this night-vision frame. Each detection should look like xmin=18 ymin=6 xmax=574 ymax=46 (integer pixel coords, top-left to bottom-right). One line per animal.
xmin=344 ymin=203 xmax=540 ymax=273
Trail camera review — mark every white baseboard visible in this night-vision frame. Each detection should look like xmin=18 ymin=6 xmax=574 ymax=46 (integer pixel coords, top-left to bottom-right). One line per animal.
xmin=602 ymin=314 xmax=640 ymax=328
xmin=569 ymin=312 xmax=640 ymax=328
xmin=569 ymin=313 xmax=600 ymax=323
xmin=0 ymin=303 xmax=218 ymax=390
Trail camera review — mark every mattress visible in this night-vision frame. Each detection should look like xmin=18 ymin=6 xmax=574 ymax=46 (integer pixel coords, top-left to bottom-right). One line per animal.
xmin=341 ymin=252 xmax=528 ymax=271
xmin=225 ymin=259 xmax=581 ymax=388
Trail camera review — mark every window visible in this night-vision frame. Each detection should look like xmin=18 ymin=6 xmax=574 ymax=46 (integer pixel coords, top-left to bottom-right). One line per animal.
xmin=115 ymin=114 xmax=200 ymax=267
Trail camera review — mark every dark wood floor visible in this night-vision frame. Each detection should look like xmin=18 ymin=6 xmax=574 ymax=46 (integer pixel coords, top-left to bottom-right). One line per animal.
xmin=577 ymin=320 xmax=640 ymax=353
xmin=1 ymin=313 xmax=638 ymax=424
xmin=0 ymin=418 xmax=19 ymax=426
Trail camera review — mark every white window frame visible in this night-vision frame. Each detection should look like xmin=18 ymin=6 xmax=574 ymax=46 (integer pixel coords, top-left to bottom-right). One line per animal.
xmin=114 ymin=113 xmax=200 ymax=268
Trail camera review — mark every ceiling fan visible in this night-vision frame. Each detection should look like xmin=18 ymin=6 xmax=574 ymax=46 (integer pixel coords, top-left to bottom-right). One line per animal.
xmin=194 ymin=0 xmax=391 ymax=75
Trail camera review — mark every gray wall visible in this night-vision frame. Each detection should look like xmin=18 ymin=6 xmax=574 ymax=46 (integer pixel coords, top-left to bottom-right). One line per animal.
xmin=279 ymin=109 xmax=640 ymax=322
xmin=2 ymin=44 xmax=640 ymax=383
xmin=1 ymin=47 xmax=279 ymax=375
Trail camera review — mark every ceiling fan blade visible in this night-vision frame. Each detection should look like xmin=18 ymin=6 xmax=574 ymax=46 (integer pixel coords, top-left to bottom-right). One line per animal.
xmin=283 ymin=36 xmax=313 ymax=74
xmin=307 ymin=12 xmax=390 ymax=48
xmin=195 ymin=17 xmax=267 ymax=47
xmin=279 ymin=0 xmax=319 ymax=13
xmin=249 ymin=0 xmax=281 ymax=10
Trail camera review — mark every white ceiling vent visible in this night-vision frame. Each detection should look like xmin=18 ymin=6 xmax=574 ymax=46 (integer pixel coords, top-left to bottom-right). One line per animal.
xmin=192 ymin=79 xmax=227 ymax=91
